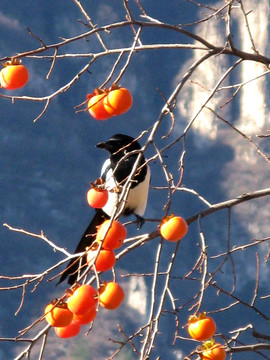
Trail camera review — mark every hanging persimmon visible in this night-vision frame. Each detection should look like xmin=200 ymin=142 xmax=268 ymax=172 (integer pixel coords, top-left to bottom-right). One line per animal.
xmin=0 ymin=59 xmax=29 ymax=90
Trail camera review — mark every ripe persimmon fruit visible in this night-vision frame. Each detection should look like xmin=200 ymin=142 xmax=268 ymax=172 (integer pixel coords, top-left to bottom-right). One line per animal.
xmin=67 ymin=284 xmax=97 ymax=316
xmin=0 ymin=60 xmax=29 ymax=90
xmin=86 ymin=248 xmax=116 ymax=272
xmin=188 ymin=313 xmax=216 ymax=341
xmin=87 ymin=85 xmax=132 ymax=120
xmin=72 ymin=306 xmax=97 ymax=325
xmin=87 ymin=187 xmax=108 ymax=208
xmin=96 ymin=220 xmax=127 ymax=250
xmin=54 ymin=322 xmax=81 ymax=338
xmin=87 ymin=91 xmax=112 ymax=120
xmin=98 ymin=281 xmax=125 ymax=310
xmin=160 ymin=214 xmax=188 ymax=242
xmin=44 ymin=301 xmax=73 ymax=328
xmin=201 ymin=341 xmax=226 ymax=360
xmin=103 ymin=86 xmax=133 ymax=115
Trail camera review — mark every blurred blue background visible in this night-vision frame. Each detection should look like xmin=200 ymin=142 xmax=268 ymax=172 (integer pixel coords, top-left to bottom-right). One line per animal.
xmin=0 ymin=1 xmax=269 ymax=359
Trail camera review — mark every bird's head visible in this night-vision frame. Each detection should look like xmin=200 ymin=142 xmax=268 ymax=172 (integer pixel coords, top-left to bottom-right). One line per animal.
xmin=96 ymin=134 xmax=142 ymax=155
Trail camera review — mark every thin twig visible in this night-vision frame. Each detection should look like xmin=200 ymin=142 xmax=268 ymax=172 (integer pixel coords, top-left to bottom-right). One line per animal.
xmin=250 ymin=252 xmax=260 ymax=306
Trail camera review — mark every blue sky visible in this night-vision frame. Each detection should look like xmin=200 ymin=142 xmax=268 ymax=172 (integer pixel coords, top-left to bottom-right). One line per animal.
xmin=0 ymin=1 xmax=270 ymax=359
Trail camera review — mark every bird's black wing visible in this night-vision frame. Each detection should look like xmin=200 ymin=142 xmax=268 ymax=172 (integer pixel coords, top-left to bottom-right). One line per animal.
xmin=112 ymin=154 xmax=148 ymax=189
xmin=58 ymin=208 xmax=109 ymax=285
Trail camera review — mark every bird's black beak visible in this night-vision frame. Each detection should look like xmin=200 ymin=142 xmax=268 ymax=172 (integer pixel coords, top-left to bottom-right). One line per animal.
xmin=96 ymin=141 xmax=107 ymax=149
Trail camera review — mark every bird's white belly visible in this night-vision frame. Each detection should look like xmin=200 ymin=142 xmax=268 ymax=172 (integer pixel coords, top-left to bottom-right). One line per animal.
xmin=102 ymin=164 xmax=150 ymax=218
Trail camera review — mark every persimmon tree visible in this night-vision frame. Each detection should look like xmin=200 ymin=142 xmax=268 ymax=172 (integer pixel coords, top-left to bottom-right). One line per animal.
xmin=1 ymin=0 xmax=270 ymax=359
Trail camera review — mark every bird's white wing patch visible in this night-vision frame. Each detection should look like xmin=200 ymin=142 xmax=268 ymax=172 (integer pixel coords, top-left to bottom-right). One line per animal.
xmin=124 ymin=164 xmax=151 ymax=217
xmin=102 ymin=163 xmax=151 ymax=218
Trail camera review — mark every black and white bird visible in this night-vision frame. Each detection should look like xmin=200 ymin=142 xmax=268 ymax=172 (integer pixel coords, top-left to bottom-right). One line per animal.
xmin=59 ymin=134 xmax=151 ymax=285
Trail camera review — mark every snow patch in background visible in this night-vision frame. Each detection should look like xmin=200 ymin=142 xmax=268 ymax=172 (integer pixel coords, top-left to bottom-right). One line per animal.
xmin=127 ymin=277 xmax=147 ymax=316
xmin=176 ymin=0 xmax=270 ymax=284
xmin=176 ymin=10 xmax=229 ymax=143
xmin=236 ymin=0 xmax=269 ymax=135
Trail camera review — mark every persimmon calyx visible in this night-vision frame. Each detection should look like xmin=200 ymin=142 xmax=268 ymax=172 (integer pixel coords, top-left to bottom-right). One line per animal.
xmin=198 ymin=339 xmax=216 ymax=352
xmin=86 ymin=84 xmax=123 ymax=100
xmin=65 ymin=288 xmax=75 ymax=298
xmin=45 ymin=299 xmax=69 ymax=312
xmin=68 ymin=281 xmax=82 ymax=293
xmin=158 ymin=213 xmax=175 ymax=228
xmin=2 ymin=58 xmax=22 ymax=67
xmin=188 ymin=312 xmax=207 ymax=323
xmin=86 ymin=88 xmax=108 ymax=100
xmin=98 ymin=281 xmax=107 ymax=294
xmin=86 ymin=242 xmax=99 ymax=252
xmin=111 ymin=184 xmax=123 ymax=193
xmin=90 ymin=177 xmax=106 ymax=191
xmin=90 ymin=182 xmax=107 ymax=191
xmin=161 ymin=213 xmax=175 ymax=225
xmin=109 ymin=83 xmax=120 ymax=91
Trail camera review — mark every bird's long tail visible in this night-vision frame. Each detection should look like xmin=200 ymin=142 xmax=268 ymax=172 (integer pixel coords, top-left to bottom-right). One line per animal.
xmin=58 ymin=209 xmax=109 ymax=285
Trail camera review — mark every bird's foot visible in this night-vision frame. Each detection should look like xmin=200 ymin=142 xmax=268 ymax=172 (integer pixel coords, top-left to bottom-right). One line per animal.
xmin=135 ymin=215 xmax=145 ymax=230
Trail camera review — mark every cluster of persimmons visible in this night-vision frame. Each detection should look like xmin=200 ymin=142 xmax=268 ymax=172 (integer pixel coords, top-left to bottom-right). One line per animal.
xmin=44 ymin=197 xmax=127 ymax=338
xmin=1 ymin=60 xmax=226 ymax=358
xmin=43 ymin=177 xmax=190 ymax=338
xmin=187 ymin=313 xmax=226 ymax=359
xmin=87 ymin=85 xmax=133 ymax=120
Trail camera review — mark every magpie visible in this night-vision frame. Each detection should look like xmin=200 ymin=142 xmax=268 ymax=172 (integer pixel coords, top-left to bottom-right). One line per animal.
xmin=58 ymin=134 xmax=151 ymax=285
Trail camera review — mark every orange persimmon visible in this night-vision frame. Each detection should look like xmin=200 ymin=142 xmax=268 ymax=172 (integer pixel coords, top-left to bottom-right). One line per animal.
xmin=201 ymin=341 xmax=226 ymax=360
xmin=55 ymin=322 xmax=81 ymax=338
xmin=103 ymin=86 xmax=133 ymax=116
xmin=98 ymin=281 xmax=125 ymax=310
xmin=96 ymin=219 xmax=127 ymax=250
xmin=67 ymin=284 xmax=97 ymax=316
xmin=72 ymin=306 xmax=97 ymax=325
xmin=160 ymin=214 xmax=188 ymax=242
xmin=44 ymin=301 xmax=73 ymax=328
xmin=87 ymin=90 xmax=112 ymax=120
xmin=86 ymin=248 xmax=116 ymax=272
xmin=0 ymin=60 xmax=28 ymax=90
xmin=188 ymin=313 xmax=216 ymax=341
xmin=87 ymin=187 xmax=108 ymax=208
